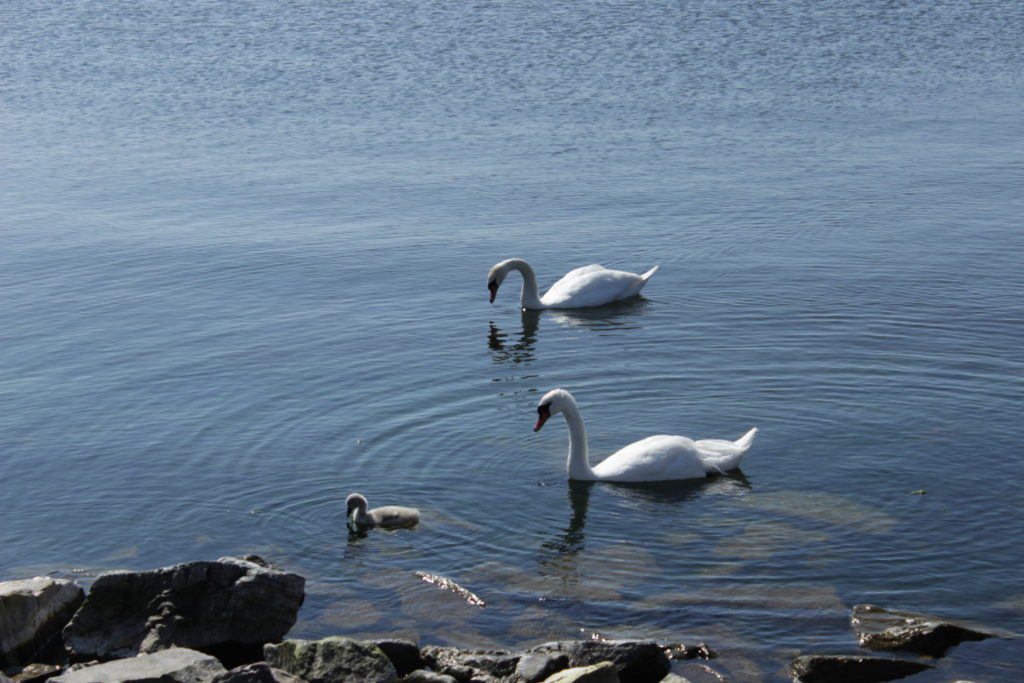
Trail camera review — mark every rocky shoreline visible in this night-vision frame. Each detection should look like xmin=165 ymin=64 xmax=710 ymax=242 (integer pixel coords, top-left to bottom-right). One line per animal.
xmin=0 ymin=556 xmax=1013 ymax=683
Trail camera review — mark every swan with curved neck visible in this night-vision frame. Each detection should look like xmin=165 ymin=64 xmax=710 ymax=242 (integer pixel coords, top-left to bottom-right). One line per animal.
xmin=487 ymin=258 xmax=658 ymax=310
xmin=533 ymin=388 xmax=757 ymax=482
xmin=346 ymin=492 xmax=420 ymax=528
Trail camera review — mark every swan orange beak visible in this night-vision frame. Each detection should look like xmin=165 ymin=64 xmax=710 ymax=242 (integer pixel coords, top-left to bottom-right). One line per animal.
xmin=534 ymin=404 xmax=550 ymax=432
xmin=488 ymin=280 xmax=499 ymax=303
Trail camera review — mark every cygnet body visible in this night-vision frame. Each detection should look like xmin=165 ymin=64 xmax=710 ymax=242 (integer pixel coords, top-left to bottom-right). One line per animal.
xmin=345 ymin=492 xmax=420 ymax=528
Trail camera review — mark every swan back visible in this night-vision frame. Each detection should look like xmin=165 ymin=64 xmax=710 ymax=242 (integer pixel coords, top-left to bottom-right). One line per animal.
xmin=535 ymin=388 xmax=758 ymax=483
xmin=540 ymin=264 xmax=655 ymax=308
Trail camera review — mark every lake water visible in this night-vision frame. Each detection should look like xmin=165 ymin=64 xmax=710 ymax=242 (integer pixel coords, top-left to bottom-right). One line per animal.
xmin=2 ymin=1 xmax=1023 ymax=680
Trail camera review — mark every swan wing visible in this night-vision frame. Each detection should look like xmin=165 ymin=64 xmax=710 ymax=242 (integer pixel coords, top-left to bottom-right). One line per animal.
xmin=592 ymin=435 xmax=706 ymax=482
xmin=541 ymin=264 xmax=650 ymax=308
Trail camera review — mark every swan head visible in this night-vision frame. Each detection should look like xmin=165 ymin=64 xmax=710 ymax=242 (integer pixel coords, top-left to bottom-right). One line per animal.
xmin=345 ymin=492 xmax=368 ymax=517
xmin=534 ymin=388 xmax=575 ymax=432
xmin=486 ymin=261 xmax=510 ymax=303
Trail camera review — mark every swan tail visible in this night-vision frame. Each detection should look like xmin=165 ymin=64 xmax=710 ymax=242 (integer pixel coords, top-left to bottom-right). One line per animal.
xmin=640 ymin=265 xmax=660 ymax=282
xmin=734 ymin=427 xmax=758 ymax=451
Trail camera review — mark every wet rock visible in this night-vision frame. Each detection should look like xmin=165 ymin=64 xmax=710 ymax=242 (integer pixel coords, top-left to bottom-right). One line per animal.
xmin=541 ymin=661 xmax=618 ymax=683
xmin=420 ymin=646 xmax=519 ymax=682
xmin=50 ymin=646 xmax=226 ymax=683
xmin=62 ymin=557 xmax=304 ymax=665
xmin=527 ymin=641 xmax=670 ymax=683
xmin=0 ymin=578 xmax=85 ymax=668
xmin=211 ymin=662 xmax=305 ymax=683
xmin=789 ymin=654 xmax=932 ymax=683
xmin=662 ymin=642 xmax=717 ymax=661
xmin=372 ymin=639 xmax=423 ymax=677
xmin=9 ymin=662 xmax=62 ymax=683
xmin=515 ymin=652 xmax=569 ymax=683
xmin=851 ymin=603 xmax=1010 ymax=657
xmin=264 ymin=637 xmax=395 ymax=683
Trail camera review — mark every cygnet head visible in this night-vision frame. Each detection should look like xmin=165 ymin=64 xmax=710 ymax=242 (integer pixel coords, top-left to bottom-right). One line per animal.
xmin=534 ymin=388 xmax=575 ymax=432
xmin=486 ymin=260 xmax=513 ymax=303
xmin=345 ymin=492 xmax=368 ymax=517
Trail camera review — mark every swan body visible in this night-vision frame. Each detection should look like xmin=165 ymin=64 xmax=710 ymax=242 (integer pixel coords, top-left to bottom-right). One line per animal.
xmin=346 ymin=492 xmax=420 ymax=528
xmin=487 ymin=258 xmax=658 ymax=309
xmin=534 ymin=388 xmax=757 ymax=482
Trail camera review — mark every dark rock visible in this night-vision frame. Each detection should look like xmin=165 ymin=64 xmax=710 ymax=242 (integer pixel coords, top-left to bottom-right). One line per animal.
xmin=0 ymin=578 xmax=85 ymax=668
xmin=62 ymin=557 xmax=304 ymax=665
xmin=10 ymin=662 xmax=62 ymax=683
xmin=515 ymin=653 xmax=569 ymax=683
xmin=790 ymin=654 xmax=932 ymax=683
xmin=542 ymin=662 xmax=618 ymax=683
xmin=264 ymin=637 xmax=395 ymax=683
xmin=420 ymin=646 xmax=519 ymax=682
xmin=526 ymin=641 xmax=670 ymax=683
xmin=211 ymin=662 xmax=305 ymax=683
xmin=851 ymin=603 xmax=1011 ymax=657
xmin=50 ymin=646 xmax=226 ymax=683
xmin=372 ymin=640 xmax=423 ymax=677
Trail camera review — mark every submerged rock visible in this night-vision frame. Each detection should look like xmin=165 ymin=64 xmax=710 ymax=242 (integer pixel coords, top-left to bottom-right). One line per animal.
xmin=264 ymin=636 xmax=395 ymax=683
xmin=851 ymin=603 xmax=1012 ymax=657
xmin=527 ymin=641 xmax=670 ymax=683
xmin=789 ymin=654 xmax=932 ymax=683
xmin=62 ymin=557 xmax=304 ymax=665
xmin=0 ymin=577 xmax=84 ymax=668
xmin=50 ymin=646 xmax=226 ymax=683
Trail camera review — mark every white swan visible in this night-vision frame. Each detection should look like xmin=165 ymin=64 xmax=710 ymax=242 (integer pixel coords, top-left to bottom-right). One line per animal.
xmin=345 ymin=492 xmax=420 ymax=528
xmin=487 ymin=258 xmax=658 ymax=310
xmin=533 ymin=388 xmax=757 ymax=482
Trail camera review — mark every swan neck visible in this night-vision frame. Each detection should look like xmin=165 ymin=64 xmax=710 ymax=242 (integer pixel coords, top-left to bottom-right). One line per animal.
xmin=509 ymin=260 xmax=544 ymax=309
xmin=562 ymin=402 xmax=595 ymax=480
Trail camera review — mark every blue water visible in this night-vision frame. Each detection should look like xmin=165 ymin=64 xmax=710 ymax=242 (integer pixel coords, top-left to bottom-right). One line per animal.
xmin=2 ymin=1 xmax=1023 ymax=680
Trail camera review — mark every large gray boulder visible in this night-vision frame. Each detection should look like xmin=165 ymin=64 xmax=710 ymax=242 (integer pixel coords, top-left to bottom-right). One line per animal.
xmin=50 ymin=646 xmax=226 ymax=683
xmin=0 ymin=577 xmax=84 ymax=667
xmin=789 ymin=654 xmax=932 ymax=683
xmin=526 ymin=641 xmax=670 ymax=683
xmin=264 ymin=637 xmax=396 ymax=683
xmin=420 ymin=646 xmax=519 ymax=682
xmin=211 ymin=662 xmax=306 ymax=683
xmin=851 ymin=603 xmax=1011 ymax=657
xmin=62 ymin=558 xmax=304 ymax=664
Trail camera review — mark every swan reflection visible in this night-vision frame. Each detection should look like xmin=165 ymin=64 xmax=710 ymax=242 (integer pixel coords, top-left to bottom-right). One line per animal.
xmin=536 ymin=473 xmax=753 ymax=578
xmin=487 ymin=309 xmax=541 ymax=365
xmin=487 ymin=299 xmax=650 ymax=367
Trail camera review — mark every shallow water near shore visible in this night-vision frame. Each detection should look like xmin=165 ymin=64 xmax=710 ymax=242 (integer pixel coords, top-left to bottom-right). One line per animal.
xmin=2 ymin=1 xmax=1023 ymax=680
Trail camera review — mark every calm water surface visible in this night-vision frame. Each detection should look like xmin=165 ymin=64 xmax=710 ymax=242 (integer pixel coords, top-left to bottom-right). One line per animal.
xmin=2 ymin=1 xmax=1023 ymax=680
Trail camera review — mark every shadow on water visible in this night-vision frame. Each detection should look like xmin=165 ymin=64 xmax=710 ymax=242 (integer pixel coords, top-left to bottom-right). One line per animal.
xmin=487 ymin=298 xmax=651 ymax=366
xmin=545 ymin=296 xmax=651 ymax=333
xmin=539 ymin=471 xmax=753 ymax=558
